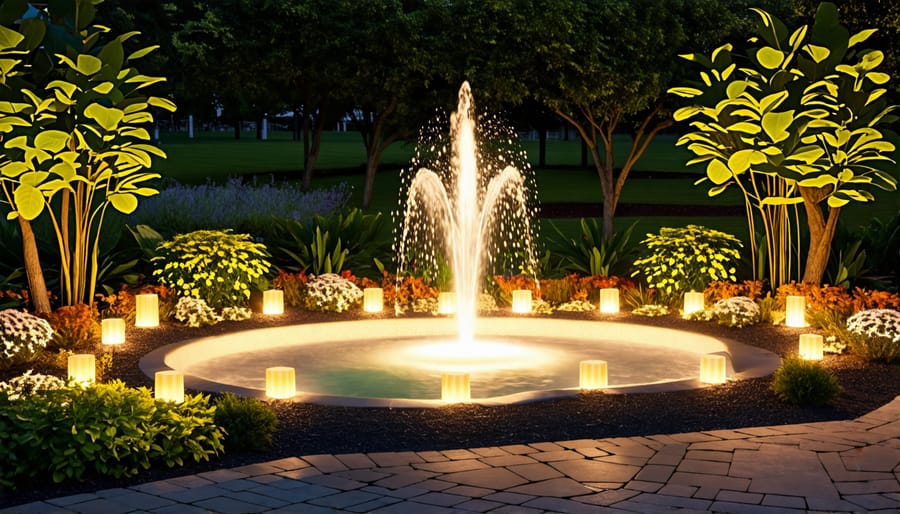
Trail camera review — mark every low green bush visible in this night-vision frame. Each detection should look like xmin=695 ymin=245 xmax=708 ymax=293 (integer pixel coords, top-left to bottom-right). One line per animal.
xmin=770 ymin=356 xmax=841 ymax=406
xmin=214 ymin=392 xmax=278 ymax=452
xmin=153 ymin=229 xmax=272 ymax=310
xmin=0 ymin=381 xmax=224 ymax=489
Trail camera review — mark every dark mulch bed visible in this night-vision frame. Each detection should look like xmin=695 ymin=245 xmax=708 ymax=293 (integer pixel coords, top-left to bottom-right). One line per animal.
xmin=2 ymin=309 xmax=898 ymax=508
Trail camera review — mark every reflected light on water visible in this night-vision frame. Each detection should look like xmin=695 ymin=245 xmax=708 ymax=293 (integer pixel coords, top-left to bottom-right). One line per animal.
xmin=389 ymin=339 xmax=562 ymax=373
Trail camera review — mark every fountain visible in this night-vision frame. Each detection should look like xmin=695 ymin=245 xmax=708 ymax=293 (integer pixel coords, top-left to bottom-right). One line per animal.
xmin=140 ymin=84 xmax=781 ymax=406
xmin=395 ymin=81 xmax=538 ymax=343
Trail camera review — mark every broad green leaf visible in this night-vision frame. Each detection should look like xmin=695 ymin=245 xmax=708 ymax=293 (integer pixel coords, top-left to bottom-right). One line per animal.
xmin=760 ymin=91 xmax=788 ymax=113
xmin=838 ymin=169 xmax=854 ymax=182
xmin=147 ymin=96 xmax=176 ymax=112
xmin=728 ymin=149 xmax=766 ymax=174
xmin=6 ymin=211 xmax=16 ymax=220
xmin=668 ymin=87 xmax=702 ymax=97
xmin=721 ymin=63 xmax=736 ymax=80
xmin=75 ymin=54 xmax=103 ymax=75
xmin=788 ymin=25 xmax=807 ymax=50
xmin=725 ymin=81 xmax=747 ymax=99
xmin=711 ymin=44 xmax=733 ymax=64
xmin=126 ymin=75 xmax=165 ymax=89
xmin=865 ymin=72 xmax=890 ymax=85
xmin=120 ymin=127 xmax=150 ymax=140
xmin=835 ymin=64 xmax=858 ymax=77
xmin=84 ymin=103 xmax=124 ymax=131
xmin=860 ymin=50 xmax=884 ymax=70
xmin=786 ymin=146 xmax=825 ymax=165
xmin=849 ymin=28 xmax=877 ymax=48
xmin=1 ymin=161 xmax=29 ymax=177
xmin=756 ymin=47 xmax=785 ymax=69
xmin=127 ymin=45 xmax=159 ymax=61
xmin=47 ymin=80 xmax=77 ymax=97
xmin=0 ymin=25 xmax=24 ymax=49
xmin=761 ymin=111 xmax=794 ymax=143
xmin=727 ymin=122 xmax=761 ymax=134
xmin=34 ymin=130 xmax=69 ymax=152
xmin=108 ymin=193 xmax=138 ymax=214
xmin=708 ymin=184 xmax=729 ymax=197
xmin=802 ymin=44 xmax=829 ymax=63
xmin=124 ymin=102 xmax=148 ymax=114
xmin=707 ymin=159 xmax=732 ymax=184
xmin=798 ymin=175 xmax=836 ymax=188
xmin=827 ymin=196 xmax=849 ymax=208
xmin=92 ymin=82 xmax=114 ymax=94
xmin=19 ymin=171 xmax=48 ymax=186
xmin=49 ymin=161 xmax=76 ymax=180
xmin=122 ymin=112 xmax=153 ymax=124
xmin=866 ymin=89 xmax=886 ymax=106
xmin=13 ymin=183 xmax=43 ymax=220
xmin=674 ymin=105 xmax=704 ymax=121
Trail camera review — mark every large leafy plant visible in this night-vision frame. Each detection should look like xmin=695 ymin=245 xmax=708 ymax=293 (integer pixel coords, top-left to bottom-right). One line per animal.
xmin=669 ymin=2 xmax=897 ymax=286
xmin=546 ymin=219 xmax=636 ymax=277
xmin=0 ymin=1 xmax=175 ymax=309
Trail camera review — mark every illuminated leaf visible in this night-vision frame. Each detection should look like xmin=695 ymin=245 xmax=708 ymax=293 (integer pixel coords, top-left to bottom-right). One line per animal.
xmin=803 ymin=44 xmax=829 ymax=63
xmin=756 ymin=47 xmax=785 ymax=69
xmin=760 ymin=196 xmax=804 ymax=206
xmin=707 ymin=159 xmax=732 ymax=184
xmin=848 ymin=28 xmax=877 ymax=48
xmin=85 ymin=103 xmax=124 ymax=131
xmin=34 ymin=130 xmax=69 ymax=152
xmin=761 ymin=111 xmax=794 ymax=143
xmin=127 ymin=45 xmax=159 ymax=61
xmin=798 ymin=175 xmax=836 ymax=188
xmin=668 ymin=87 xmax=702 ymax=97
xmin=74 ymin=54 xmax=102 ymax=75
xmin=108 ymin=193 xmax=138 ymax=214
xmin=13 ymin=183 xmax=44 ymax=220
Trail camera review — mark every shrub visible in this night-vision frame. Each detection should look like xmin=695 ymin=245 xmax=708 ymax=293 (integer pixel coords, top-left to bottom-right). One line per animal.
xmin=361 ymin=272 xmax=439 ymax=311
xmin=493 ymin=274 xmax=541 ymax=306
xmin=540 ymin=277 xmax=576 ymax=305
xmin=846 ymin=309 xmax=900 ymax=363
xmin=44 ymin=304 xmax=99 ymax=350
xmin=770 ymin=356 xmax=841 ymax=406
xmin=775 ymin=282 xmax=853 ymax=318
xmin=98 ymin=286 xmax=137 ymax=324
xmin=213 ymin=393 xmax=278 ymax=452
xmin=633 ymin=225 xmax=742 ymax=300
xmin=174 ymin=297 xmax=222 ymax=327
xmin=0 ymin=370 xmax=65 ymax=400
xmin=274 ymin=270 xmax=309 ymax=307
xmin=710 ymin=296 xmax=760 ymax=328
xmin=0 ymin=381 xmax=224 ymax=489
xmin=0 ymin=309 xmax=53 ymax=369
xmin=704 ymin=280 xmax=765 ymax=303
xmin=303 ymin=273 xmax=363 ymax=312
xmin=545 ymin=219 xmax=637 ymax=277
xmin=153 ymin=229 xmax=272 ymax=310
xmin=851 ymin=288 xmax=900 ymax=312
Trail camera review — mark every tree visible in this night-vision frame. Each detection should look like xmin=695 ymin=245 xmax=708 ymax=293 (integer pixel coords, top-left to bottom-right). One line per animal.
xmin=670 ymin=3 xmax=897 ymax=286
xmin=0 ymin=0 xmax=174 ymax=308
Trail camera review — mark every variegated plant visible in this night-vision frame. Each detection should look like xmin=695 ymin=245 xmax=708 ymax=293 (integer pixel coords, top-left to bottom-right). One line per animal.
xmin=668 ymin=2 xmax=897 ymax=286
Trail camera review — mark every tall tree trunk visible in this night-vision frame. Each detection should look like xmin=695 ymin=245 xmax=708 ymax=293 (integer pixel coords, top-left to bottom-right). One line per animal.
xmin=363 ymin=152 xmax=382 ymax=209
xmin=302 ymin=112 xmax=325 ymax=189
xmin=18 ymin=218 xmax=51 ymax=314
xmin=800 ymin=186 xmax=840 ymax=285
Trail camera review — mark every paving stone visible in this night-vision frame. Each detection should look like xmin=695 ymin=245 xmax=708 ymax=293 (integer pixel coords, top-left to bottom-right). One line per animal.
xmin=582 ymin=481 xmax=625 ymax=490
xmin=94 ymin=491 xmax=174 ymax=510
xmin=701 ymin=429 xmax=752 ymax=440
xmin=443 ymin=485 xmax=494 ymax=497
xmin=416 ymin=451 xmax=449 ymax=463
xmin=737 ymin=426 xmax=789 ymax=437
xmin=685 ymin=450 xmax=733 ymax=462
xmin=216 ymin=479 xmax=258 ymax=492
xmin=668 ymin=471 xmax=750 ymax=495
xmin=223 ymin=490 xmax=290 ymax=509
xmin=715 ymin=490 xmax=764 ymax=504
xmin=478 ymin=454 xmax=537 ymax=467
xmin=646 ymin=444 xmax=687 ymax=466
xmin=46 ymin=494 xmax=100 ymax=507
xmin=334 ymin=468 xmax=391 ymax=482
xmin=345 ymin=495 xmax=403 ymax=512
xmin=708 ymin=501 xmax=807 ymax=513
xmin=531 ymin=450 xmax=583 ymax=462
xmin=414 ymin=479 xmax=455 ymax=492
xmin=575 ymin=447 xmax=609 ymax=458
xmin=676 ymin=458 xmax=730 ymax=475
xmin=301 ymin=473 xmax=366 ymax=491
xmin=157 ymin=484 xmax=230 ymax=504
xmin=455 ymin=498 xmax=504 ymax=512
xmin=0 ymin=502 xmax=75 ymax=514
xmin=622 ymin=491 xmax=713 ymax=510
xmin=834 ymin=479 xmax=900 ymax=495
xmin=489 ymin=505 xmax=545 ymax=514
xmin=840 ymin=444 xmax=900 ymax=472
xmin=508 ymin=477 xmax=595 ymax=497
xmin=149 ymin=505 xmax=211 ymax=514
xmin=557 ymin=439 xmax=604 ymax=449
xmin=507 ymin=462 xmax=564 ymax=481
xmin=414 ymin=459 xmax=490 ymax=473
xmin=805 ymin=496 xmax=866 ymax=512
xmin=306 ymin=489 xmax=381 ymax=509
xmin=130 ymin=481 xmax=187 ymax=496
xmin=275 ymin=467 xmax=323 ymax=481
xmin=442 ymin=449 xmax=480 ymax=460
xmin=193 ymin=496 xmax=273 ymax=514
xmin=264 ymin=456 xmax=309 ymax=471
xmin=469 ymin=446 xmax=509 ymax=457
xmin=370 ymin=501 xmax=461 ymax=513
xmin=196 ymin=469 xmax=249 ymax=483
xmin=499 ymin=444 xmax=538 ymax=455
xmin=522 ymin=497 xmax=612 ymax=513
xmin=246 ymin=483 xmax=339 ymax=503
xmin=761 ymin=494 xmax=805 ymax=509
xmin=528 ymin=442 xmax=565 ymax=452
xmin=227 ymin=462 xmax=285 ymax=476
xmin=266 ymin=504 xmax=336 ymax=514
xmin=844 ymin=493 xmax=900 ymax=511
xmin=552 ymin=458 xmax=642 ymax=483
xmin=818 ymin=452 xmax=897 ymax=482
xmin=440 ymin=467 xmax=528 ymax=489
xmin=367 ymin=451 xmax=426 ymax=467
xmin=410 ymin=492 xmax=469 ymax=507
xmin=797 ymin=441 xmax=856 ymax=452
xmin=657 ymin=484 xmax=698 ymax=497
xmin=625 ymin=480 xmax=664 ymax=492
xmin=482 ymin=491 xmax=536 ymax=505
xmin=361 ymin=485 xmax=428 ymax=499
xmin=303 ymin=453 xmax=350 ymax=473
xmin=688 ymin=440 xmax=762 ymax=451
xmin=666 ymin=432 xmax=721 ymax=443
xmin=596 ymin=439 xmax=656 ymax=458
xmin=575 ymin=488 xmax=641 ymax=506
xmin=373 ymin=470 xmax=438 ymax=489
xmin=731 ymin=446 xmax=838 ymax=499
xmin=60 ymin=498 xmax=131 ymax=514
xmin=634 ymin=464 xmax=675 ymax=483
xmin=336 ymin=452 xmax=377 ymax=469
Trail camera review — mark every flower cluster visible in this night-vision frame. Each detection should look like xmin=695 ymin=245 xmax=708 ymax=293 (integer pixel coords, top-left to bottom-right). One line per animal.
xmin=847 ymin=309 xmax=900 ymax=343
xmin=556 ymin=300 xmax=597 ymax=312
xmin=632 ymin=304 xmax=671 ymax=317
xmin=303 ymin=273 xmax=363 ymax=312
xmin=154 ymin=229 xmax=271 ymax=310
xmin=710 ymin=296 xmax=760 ymax=328
xmin=175 ymin=297 xmax=222 ymax=327
xmin=221 ymin=306 xmax=252 ymax=321
xmin=0 ymin=370 xmax=66 ymax=400
xmin=0 ymin=309 xmax=53 ymax=368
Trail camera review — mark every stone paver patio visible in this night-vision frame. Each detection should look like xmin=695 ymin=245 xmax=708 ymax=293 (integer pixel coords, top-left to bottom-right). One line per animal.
xmin=3 ymin=395 xmax=898 ymax=513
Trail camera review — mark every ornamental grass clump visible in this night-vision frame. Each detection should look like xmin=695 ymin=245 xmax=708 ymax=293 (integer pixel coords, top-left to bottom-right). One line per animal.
xmin=633 ymin=225 xmax=742 ymax=304
xmin=0 ymin=309 xmax=53 ymax=369
xmin=846 ymin=309 xmax=900 ymax=363
xmin=303 ymin=273 xmax=363 ymax=312
xmin=770 ymin=356 xmax=841 ymax=406
xmin=153 ymin=230 xmax=272 ymax=310
xmin=710 ymin=296 xmax=760 ymax=328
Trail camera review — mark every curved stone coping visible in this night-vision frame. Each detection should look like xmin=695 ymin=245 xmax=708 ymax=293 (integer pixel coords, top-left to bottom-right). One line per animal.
xmin=140 ymin=317 xmax=781 ymax=408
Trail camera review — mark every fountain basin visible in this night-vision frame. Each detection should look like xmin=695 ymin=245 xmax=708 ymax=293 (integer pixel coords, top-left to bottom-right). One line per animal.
xmin=140 ymin=317 xmax=780 ymax=408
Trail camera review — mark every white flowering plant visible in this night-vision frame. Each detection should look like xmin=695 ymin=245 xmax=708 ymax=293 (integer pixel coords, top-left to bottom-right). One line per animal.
xmin=220 ymin=306 xmax=252 ymax=321
xmin=153 ymin=229 xmax=272 ymax=310
xmin=175 ymin=297 xmax=222 ymax=327
xmin=710 ymin=296 xmax=760 ymax=328
xmin=303 ymin=273 xmax=363 ymax=313
xmin=0 ymin=309 xmax=53 ymax=369
xmin=556 ymin=300 xmax=597 ymax=312
xmin=846 ymin=309 xmax=900 ymax=363
xmin=0 ymin=370 xmax=66 ymax=400
xmin=632 ymin=304 xmax=671 ymax=317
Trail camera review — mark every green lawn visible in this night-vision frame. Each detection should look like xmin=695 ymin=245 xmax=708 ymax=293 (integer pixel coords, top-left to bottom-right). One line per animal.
xmin=154 ymin=129 xmax=898 ymax=245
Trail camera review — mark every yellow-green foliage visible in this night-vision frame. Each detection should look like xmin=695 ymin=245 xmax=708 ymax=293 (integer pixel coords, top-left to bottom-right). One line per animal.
xmin=633 ymin=225 xmax=742 ymax=296
xmin=153 ymin=230 xmax=271 ymax=309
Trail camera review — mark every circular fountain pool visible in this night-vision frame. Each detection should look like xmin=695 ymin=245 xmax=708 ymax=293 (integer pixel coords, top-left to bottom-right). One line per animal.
xmin=140 ymin=317 xmax=780 ymax=407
